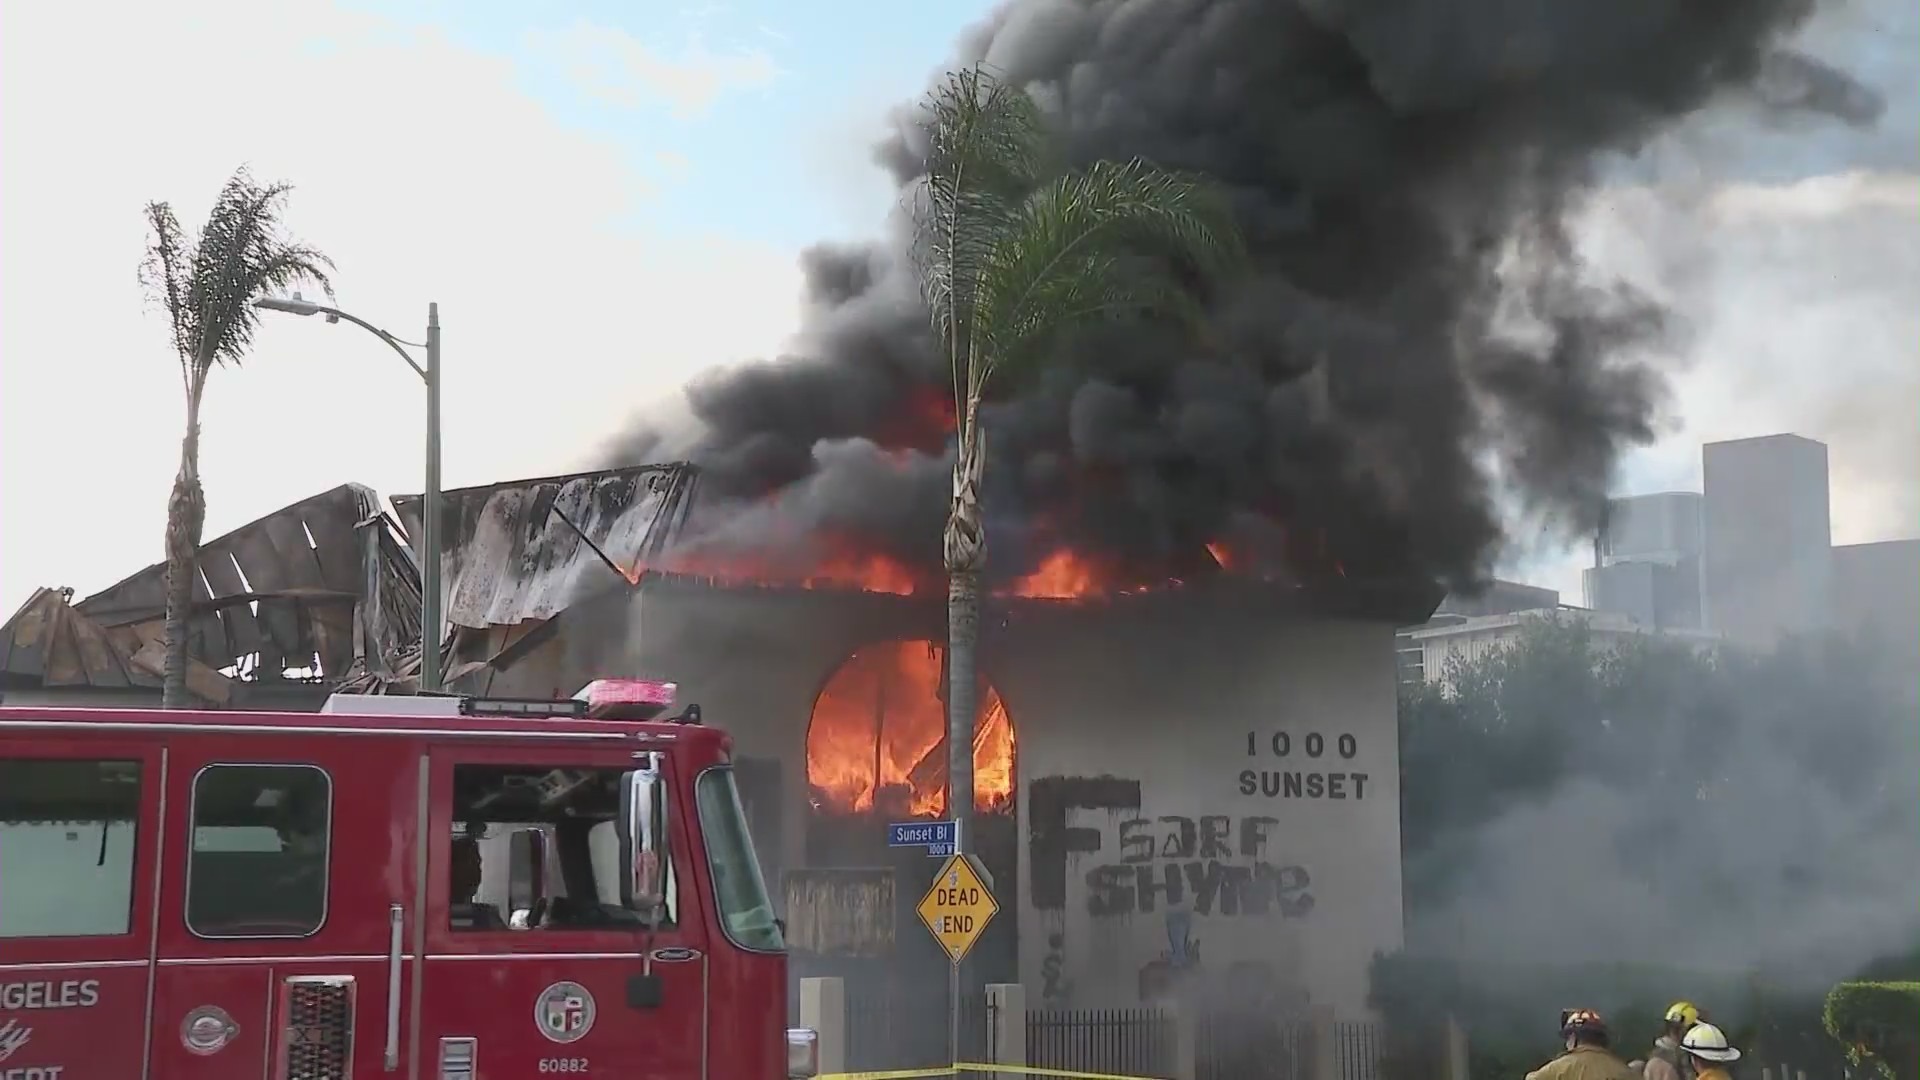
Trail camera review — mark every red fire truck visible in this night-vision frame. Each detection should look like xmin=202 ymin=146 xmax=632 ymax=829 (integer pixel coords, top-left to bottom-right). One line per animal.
xmin=0 ymin=679 xmax=819 ymax=1080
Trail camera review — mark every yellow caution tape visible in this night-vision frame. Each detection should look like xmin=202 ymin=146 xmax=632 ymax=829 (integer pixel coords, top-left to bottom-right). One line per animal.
xmin=817 ymin=1063 xmax=1169 ymax=1080
xmin=956 ymin=1062 xmax=1173 ymax=1080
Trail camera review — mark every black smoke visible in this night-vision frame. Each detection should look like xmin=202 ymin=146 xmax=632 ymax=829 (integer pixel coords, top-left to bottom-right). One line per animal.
xmin=604 ymin=0 xmax=1829 ymax=590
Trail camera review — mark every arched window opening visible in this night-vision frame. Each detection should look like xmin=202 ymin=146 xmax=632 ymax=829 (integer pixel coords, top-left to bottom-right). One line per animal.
xmin=805 ymin=639 xmax=1015 ymax=819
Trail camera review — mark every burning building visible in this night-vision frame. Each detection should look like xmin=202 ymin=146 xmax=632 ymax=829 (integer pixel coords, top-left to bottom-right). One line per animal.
xmin=384 ymin=0 xmax=1842 ymax=1033
xmin=394 ymin=464 xmax=1441 ymax=1023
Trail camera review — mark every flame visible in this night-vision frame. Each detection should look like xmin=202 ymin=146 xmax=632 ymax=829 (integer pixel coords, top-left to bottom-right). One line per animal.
xmin=806 ymin=639 xmax=1015 ymax=817
xmin=613 ymin=517 xmax=1337 ymax=600
xmin=1010 ymin=550 xmax=1102 ymax=599
xmin=625 ymin=544 xmax=924 ymax=595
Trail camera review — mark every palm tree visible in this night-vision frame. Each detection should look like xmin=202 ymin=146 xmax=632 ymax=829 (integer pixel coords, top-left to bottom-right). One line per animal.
xmin=141 ymin=168 xmax=333 ymax=708
xmin=912 ymin=66 xmax=1243 ymax=834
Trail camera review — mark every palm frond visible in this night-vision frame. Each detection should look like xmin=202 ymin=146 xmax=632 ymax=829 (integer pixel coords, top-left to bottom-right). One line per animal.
xmin=143 ymin=167 xmax=334 ymax=389
xmin=972 ymin=158 xmax=1244 ymax=381
xmin=188 ymin=168 xmax=335 ymax=373
xmin=909 ymin=65 xmax=1050 ymax=422
xmin=139 ymin=201 xmax=196 ymax=393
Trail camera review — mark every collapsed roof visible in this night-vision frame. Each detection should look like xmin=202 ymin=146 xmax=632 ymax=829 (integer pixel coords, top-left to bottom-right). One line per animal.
xmin=383 ymin=463 xmax=697 ymax=689
xmin=0 ymin=484 xmax=421 ymax=700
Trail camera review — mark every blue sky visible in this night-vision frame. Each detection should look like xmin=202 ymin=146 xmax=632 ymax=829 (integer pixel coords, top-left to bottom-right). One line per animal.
xmin=0 ymin=0 xmax=1910 ymax=608
xmin=348 ymin=0 xmax=1000 ymax=248
xmin=0 ymin=0 xmax=1010 ymax=605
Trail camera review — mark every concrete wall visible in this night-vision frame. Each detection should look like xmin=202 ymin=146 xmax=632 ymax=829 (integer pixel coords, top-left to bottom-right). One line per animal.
xmin=476 ymin=578 xmax=1405 ymax=1021
xmin=1001 ymin=607 xmax=1402 ymax=1021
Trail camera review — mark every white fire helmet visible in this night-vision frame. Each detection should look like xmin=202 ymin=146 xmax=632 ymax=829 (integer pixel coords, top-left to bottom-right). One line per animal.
xmin=1681 ymin=1023 xmax=1742 ymax=1063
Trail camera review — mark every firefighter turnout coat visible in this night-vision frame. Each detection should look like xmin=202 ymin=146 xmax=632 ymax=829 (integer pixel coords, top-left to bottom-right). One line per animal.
xmin=1527 ymin=1044 xmax=1645 ymax=1080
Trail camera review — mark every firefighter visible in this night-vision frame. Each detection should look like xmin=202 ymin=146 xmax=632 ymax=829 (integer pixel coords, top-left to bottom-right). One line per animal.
xmin=449 ymin=830 xmax=505 ymax=930
xmin=1645 ymin=1001 xmax=1703 ymax=1080
xmin=1678 ymin=1023 xmax=1740 ymax=1080
xmin=1527 ymin=1009 xmax=1641 ymax=1080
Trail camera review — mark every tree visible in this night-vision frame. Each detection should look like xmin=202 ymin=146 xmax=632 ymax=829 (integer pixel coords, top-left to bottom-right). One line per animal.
xmin=1399 ymin=616 xmax=1917 ymax=923
xmin=141 ymin=168 xmax=333 ymax=708
xmin=1384 ymin=618 xmax=1919 ymax=1080
xmin=910 ymin=65 xmax=1243 ymax=832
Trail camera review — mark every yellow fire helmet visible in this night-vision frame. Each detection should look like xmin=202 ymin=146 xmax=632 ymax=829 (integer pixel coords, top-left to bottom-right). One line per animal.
xmin=1665 ymin=1001 xmax=1701 ymax=1028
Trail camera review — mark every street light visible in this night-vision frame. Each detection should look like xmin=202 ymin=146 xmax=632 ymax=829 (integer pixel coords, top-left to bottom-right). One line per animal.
xmin=255 ymin=292 xmax=444 ymax=694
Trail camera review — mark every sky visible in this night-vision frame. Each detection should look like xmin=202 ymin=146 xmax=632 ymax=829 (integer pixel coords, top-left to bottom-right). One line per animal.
xmin=0 ymin=0 xmax=1913 ymax=613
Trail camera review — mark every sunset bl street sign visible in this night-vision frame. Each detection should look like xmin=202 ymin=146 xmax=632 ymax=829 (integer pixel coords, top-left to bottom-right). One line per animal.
xmin=888 ymin=820 xmax=957 ymax=857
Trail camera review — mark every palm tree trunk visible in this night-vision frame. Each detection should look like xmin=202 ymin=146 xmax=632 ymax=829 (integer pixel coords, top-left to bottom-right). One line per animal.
xmin=944 ymin=413 xmax=987 ymax=832
xmin=161 ymin=397 xmax=207 ymax=709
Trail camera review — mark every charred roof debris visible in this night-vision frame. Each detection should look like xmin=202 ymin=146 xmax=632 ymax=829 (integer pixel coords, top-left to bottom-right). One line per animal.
xmin=1 ymin=484 xmax=420 ymax=704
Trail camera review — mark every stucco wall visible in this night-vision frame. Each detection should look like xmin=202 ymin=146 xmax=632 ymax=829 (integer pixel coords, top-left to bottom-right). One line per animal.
xmin=995 ymin=605 xmax=1402 ymax=1021
xmin=478 ymin=579 xmax=1403 ymax=1020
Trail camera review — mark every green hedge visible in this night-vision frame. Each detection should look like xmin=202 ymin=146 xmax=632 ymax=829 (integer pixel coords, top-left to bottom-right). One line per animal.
xmin=1823 ymin=982 xmax=1920 ymax=1080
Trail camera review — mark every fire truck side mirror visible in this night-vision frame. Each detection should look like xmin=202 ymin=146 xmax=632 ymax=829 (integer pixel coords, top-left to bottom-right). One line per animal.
xmin=506 ymin=828 xmax=550 ymax=928
xmin=617 ymin=760 xmax=668 ymax=922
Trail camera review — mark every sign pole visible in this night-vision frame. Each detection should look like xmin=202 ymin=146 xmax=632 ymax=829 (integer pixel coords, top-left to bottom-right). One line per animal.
xmin=916 ymin=835 xmax=994 ymax=1074
xmin=950 ymin=816 xmax=963 ymax=1069
xmin=949 ymin=956 xmax=960 ymax=1068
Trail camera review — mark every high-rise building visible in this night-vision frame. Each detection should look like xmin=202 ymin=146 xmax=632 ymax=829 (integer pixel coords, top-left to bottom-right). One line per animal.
xmin=1832 ymin=539 xmax=1920 ymax=692
xmin=1583 ymin=492 xmax=1705 ymax=629
xmin=1702 ymin=434 xmax=1833 ymax=649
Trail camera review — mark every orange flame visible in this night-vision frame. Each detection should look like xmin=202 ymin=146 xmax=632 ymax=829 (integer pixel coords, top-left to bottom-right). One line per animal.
xmin=617 ymin=525 xmax=1335 ymax=600
xmin=626 ymin=545 xmax=924 ymax=595
xmin=1010 ymin=549 xmax=1103 ymax=599
xmin=805 ymin=639 xmax=1015 ymax=817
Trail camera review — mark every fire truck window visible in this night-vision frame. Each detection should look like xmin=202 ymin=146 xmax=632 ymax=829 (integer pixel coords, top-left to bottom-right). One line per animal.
xmin=449 ymin=765 xmax=675 ymax=932
xmin=695 ymin=766 xmax=784 ymax=952
xmin=0 ymin=758 xmax=141 ymax=939
xmin=185 ymin=764 xmax=331 ymax=939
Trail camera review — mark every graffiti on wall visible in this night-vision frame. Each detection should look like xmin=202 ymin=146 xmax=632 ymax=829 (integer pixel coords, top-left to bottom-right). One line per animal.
xmin=1028 ymin=775 xmax=1143 ymax=911
xmin=1041 ymin=929 xmax=1074 ymax=1004
xmin=1136 ymin=910 xmax=1201 ymax=1001
xmin=1135 ymin=912 xmax=1299 ymax=1009
xmin=1086 ymin=814 xmax=1313 ymax=918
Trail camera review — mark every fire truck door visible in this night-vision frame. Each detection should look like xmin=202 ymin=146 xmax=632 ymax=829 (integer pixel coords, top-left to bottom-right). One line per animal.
xmin=419 ymin=745 xmax=709 ymax=1080
xmin=146 ymin=738 xmax=420 ymax=1080
xmin=0 ymin=736 xmax=160 ymax=1080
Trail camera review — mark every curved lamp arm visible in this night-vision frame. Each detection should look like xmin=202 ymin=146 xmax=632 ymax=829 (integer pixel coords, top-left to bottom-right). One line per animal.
xmin=254 ymin=295 xmax=427 ymax=381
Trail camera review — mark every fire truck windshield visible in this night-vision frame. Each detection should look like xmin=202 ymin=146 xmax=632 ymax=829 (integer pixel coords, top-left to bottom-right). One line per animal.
xmin=694 ymin=766 xmax=784 ymax=952
xmin=451 ymin=764 xmax=676 ymax=931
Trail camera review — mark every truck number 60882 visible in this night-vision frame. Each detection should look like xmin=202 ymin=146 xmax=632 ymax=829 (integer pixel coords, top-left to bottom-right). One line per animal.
xmin=538 ymin=1058 xmax=590 ymax=1073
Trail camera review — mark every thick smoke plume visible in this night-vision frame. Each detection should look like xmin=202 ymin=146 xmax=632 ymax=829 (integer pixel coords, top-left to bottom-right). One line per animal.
xmin=604 ymin=0 xmax=1850 ymax=590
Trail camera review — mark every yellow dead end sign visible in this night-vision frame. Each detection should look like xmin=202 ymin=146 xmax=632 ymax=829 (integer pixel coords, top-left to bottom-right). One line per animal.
xmin=916 ymin=853 xmax=998 ymax=963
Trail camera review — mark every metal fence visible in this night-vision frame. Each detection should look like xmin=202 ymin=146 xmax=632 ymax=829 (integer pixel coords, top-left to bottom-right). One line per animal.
xmin=844 ymin=977 xmax=987 ymax=1071
xmin=1196 ymin=1011 xmax=1313 ymax=1080
xmin=1027 ymin=1007 xmax=1177 ymax=1078
xmin=1334 ymin=1021 xmax=1383 ymax=1080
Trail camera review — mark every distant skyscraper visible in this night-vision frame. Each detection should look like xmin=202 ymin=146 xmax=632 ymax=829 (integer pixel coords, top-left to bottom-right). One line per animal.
xmin=1702 ymin=434 xmax=1833 ymax=648
xmin=1584 ymin=492 xmax=1706 ymax=629
xmin=1832 ymin=539 xmax=1920 ymax=693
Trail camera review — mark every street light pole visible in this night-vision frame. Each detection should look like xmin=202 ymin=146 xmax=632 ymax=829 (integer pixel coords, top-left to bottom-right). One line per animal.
xmin=422 ymin=303 xmax=443 ymax=694
xmin=254 ymin=293 xmax=445 ymax=692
